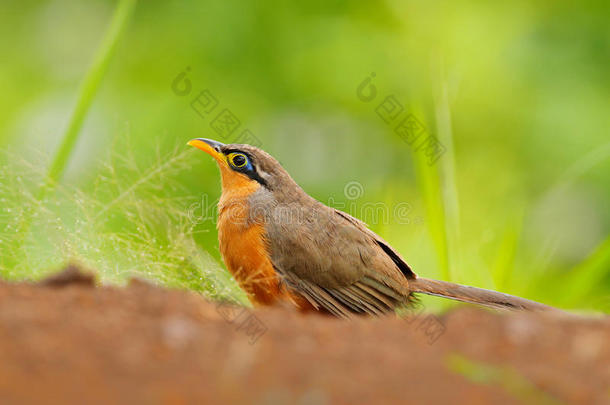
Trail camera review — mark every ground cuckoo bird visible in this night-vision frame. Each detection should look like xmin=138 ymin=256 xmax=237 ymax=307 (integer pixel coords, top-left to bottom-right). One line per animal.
xmin=188 ymin=138 xmax=553 ymax=317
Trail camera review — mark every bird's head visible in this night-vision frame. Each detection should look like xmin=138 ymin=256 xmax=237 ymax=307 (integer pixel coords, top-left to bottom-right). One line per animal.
xmin=187 ymin=138 xmax=298 ymax=198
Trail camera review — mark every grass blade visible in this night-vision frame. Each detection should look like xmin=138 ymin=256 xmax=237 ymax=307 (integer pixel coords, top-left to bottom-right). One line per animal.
xmin=560 ymin=236 xmax=610 ymax=307
xmin=413 ymin=67 xmax=460 ymax=285
xmin=43 ymin=0 xmax=138 ymax=191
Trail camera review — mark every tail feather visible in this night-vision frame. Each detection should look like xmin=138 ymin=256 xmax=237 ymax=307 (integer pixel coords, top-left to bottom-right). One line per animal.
xmin=410 ymin=277 xmax=556 ymax=312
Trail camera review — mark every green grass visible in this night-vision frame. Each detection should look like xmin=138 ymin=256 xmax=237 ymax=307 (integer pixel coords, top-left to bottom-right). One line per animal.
xmin=491 ymin=213 xmax=524 ymax=292
xmin=9 ymin=0 xmax=139 ymax=274
xmin=408 ymin=68 xmax=608 ymax=313
xmin=0 ymin=146 xmax=247 ymax=304
xmin=557 ymin=236 xmax=610 ymax=309
xmin=44 ymin=0 xmax=138 ymax=191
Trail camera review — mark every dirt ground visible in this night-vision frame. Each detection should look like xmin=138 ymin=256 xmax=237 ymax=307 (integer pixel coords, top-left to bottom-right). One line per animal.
xmin=0 ymin=267 xmax=608 ymax=405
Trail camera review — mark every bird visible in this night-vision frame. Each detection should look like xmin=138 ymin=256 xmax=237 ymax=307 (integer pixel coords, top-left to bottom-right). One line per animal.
xmin=188 ymin=138 xmax=554 ymax=317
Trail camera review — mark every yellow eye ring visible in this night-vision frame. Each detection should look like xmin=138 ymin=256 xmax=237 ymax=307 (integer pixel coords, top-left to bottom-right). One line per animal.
xmin=228 ymin=153 xmax=248 ymax=168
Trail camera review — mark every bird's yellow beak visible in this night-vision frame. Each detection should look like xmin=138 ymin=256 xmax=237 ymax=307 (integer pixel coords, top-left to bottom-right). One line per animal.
xmin=187 ymin=138 xmax=227 ymax=164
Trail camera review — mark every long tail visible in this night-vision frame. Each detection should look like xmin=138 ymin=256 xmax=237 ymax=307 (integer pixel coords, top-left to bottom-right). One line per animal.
xmin=410 ymin=277 xmax=556 ymax=312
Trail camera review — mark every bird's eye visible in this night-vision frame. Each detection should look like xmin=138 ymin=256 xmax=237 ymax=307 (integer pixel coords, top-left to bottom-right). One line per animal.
xmin=229 ymin=153 xmax=248 ymax=168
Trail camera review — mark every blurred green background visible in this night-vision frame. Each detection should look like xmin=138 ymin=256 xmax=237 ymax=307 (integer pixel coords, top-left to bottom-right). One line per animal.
xmin=0 ymin=0 xmax=608 ymax=311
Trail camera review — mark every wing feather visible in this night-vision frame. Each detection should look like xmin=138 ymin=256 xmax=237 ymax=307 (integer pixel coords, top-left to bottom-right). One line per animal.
xmin=260 ymin=193 xmax=415 ymax=316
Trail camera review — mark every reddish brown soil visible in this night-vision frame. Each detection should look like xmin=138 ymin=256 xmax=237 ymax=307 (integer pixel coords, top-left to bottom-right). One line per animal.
xmin=0 ymin=268 xmax=608 ymax=405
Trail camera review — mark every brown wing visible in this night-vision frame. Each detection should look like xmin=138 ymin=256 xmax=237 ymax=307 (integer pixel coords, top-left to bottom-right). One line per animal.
xmin=264 ymin=201 xmax=414 ymax=317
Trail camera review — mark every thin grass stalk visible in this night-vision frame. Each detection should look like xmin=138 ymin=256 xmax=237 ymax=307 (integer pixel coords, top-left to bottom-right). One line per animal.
xmin=42 ymin=0 xmax=138 ymax=194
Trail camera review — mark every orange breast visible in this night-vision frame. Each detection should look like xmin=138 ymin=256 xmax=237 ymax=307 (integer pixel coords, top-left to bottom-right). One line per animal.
xmin=216 ymin=171 xmax=315 ymax=310
xmin=218 ymin=205 xmax=281 ymax=306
